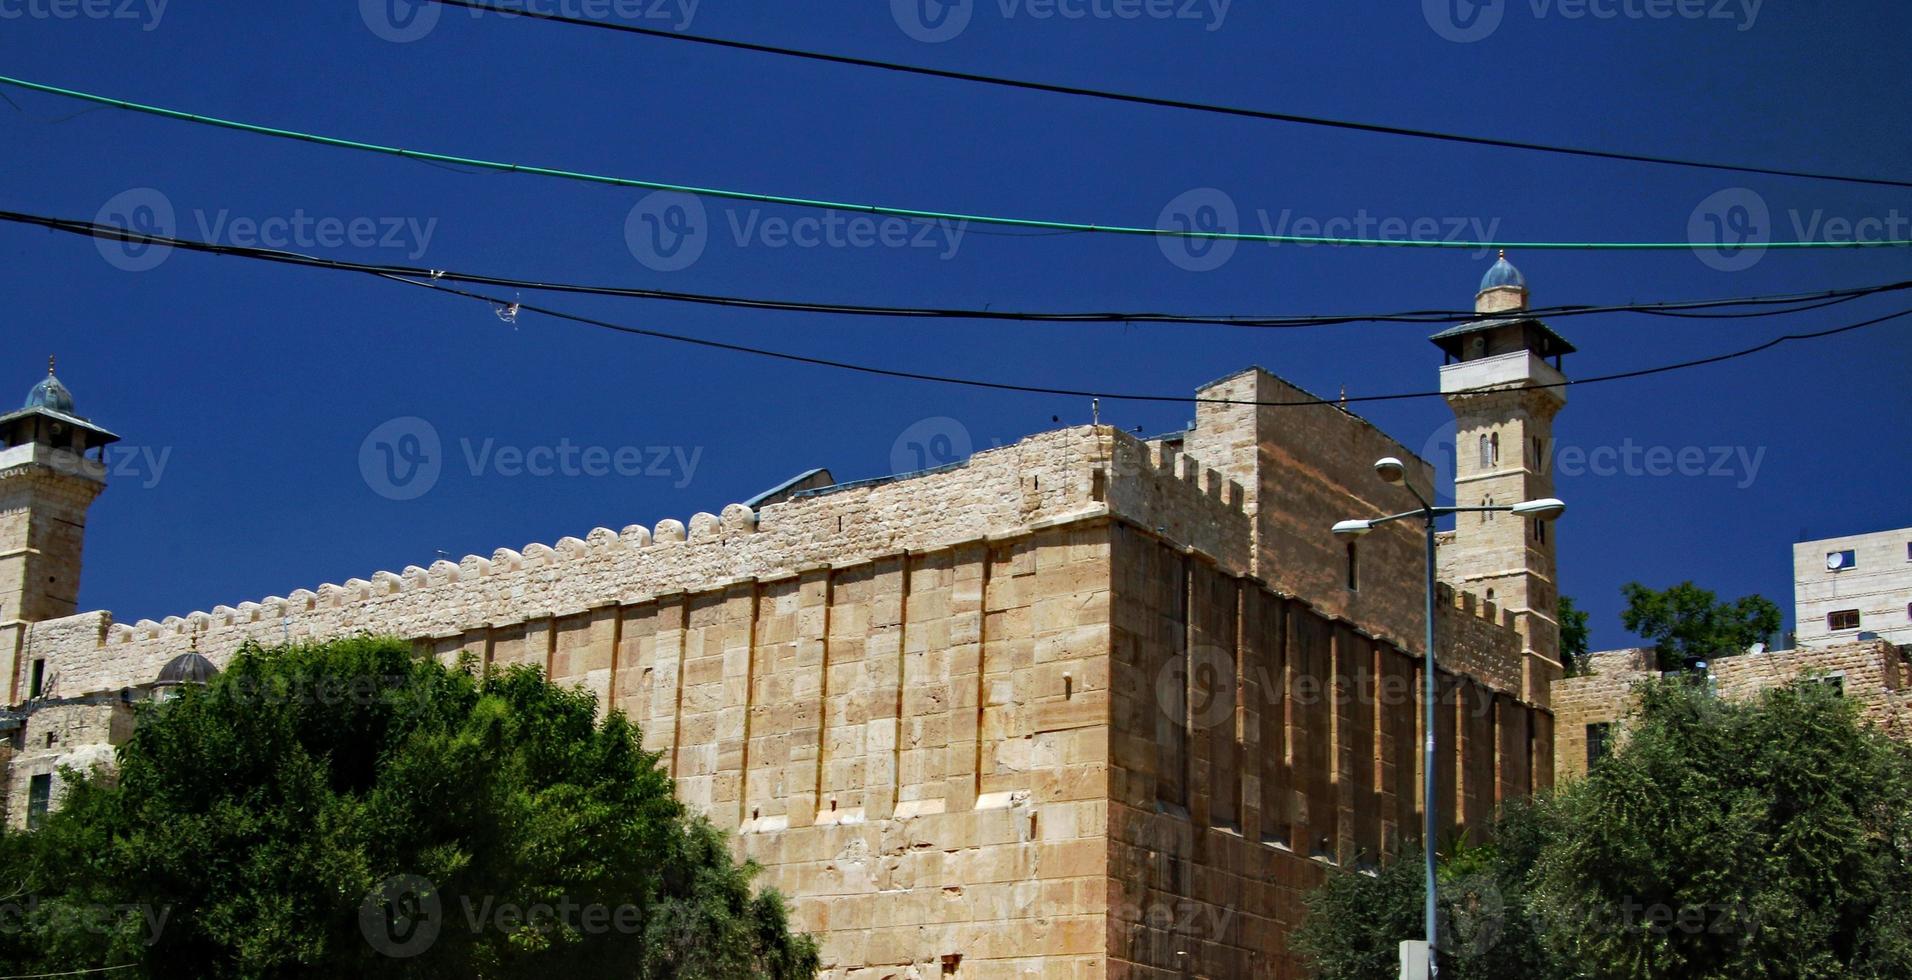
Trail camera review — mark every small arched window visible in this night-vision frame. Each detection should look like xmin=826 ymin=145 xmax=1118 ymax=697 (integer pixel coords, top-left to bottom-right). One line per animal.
xmin=1478 ymin=434 xmax=1492 ymax=469
xmin=1490 ymin=432 xmax=1501 ymax=465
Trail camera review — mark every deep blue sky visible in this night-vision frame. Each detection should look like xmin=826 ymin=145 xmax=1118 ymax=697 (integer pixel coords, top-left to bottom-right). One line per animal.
xmin=2 ymin=1 xmax=1907 ymax=651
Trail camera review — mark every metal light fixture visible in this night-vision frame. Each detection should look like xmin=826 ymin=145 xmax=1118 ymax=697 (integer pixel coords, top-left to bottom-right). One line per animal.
xmin=1330 ymin=459 xmax=1564 ymax=980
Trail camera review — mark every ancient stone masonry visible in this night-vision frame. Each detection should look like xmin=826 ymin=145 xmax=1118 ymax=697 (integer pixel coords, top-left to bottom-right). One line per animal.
xmin=7 ymin=256 xmax=1575 ymax=978
xmin=5 ymin=393 xmax=1553 ymax=976
xmin=1553 ymin=640 xmax=1912 ymax=781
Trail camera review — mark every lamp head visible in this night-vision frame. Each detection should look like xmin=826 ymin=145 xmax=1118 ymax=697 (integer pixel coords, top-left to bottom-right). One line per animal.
xmin=1373 ymin=456 xmax=1406 ymax=485
xmin=1510 ymin=497 xmax=1567 ymax=520
xmin=1331 ymin=519 xmax=1375 ymax=540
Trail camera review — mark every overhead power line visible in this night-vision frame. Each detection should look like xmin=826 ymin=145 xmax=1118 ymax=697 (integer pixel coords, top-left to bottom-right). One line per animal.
xmin=5 ymin=74 xmax=1911 ymax=253
xmin=8 ymin=207 xmax=1902 ymax=407
xmin=8 ymin=209 xmax=1909 ymax=329
xmin=427 ymin=0 xmax=1912 ymax=192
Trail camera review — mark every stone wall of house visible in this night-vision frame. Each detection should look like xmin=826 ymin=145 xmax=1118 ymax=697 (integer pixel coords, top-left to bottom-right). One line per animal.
xmin=1553 ymin=640 xmax=1912 ymax=781
xmin=4 ymin=698 xmax=134 ymax=829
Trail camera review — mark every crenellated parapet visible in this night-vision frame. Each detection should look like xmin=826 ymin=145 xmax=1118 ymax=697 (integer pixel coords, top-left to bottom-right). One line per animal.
xmin=19 ymin=426 xmax=1250 ymax=699
xmin=1432 ymin=581 xmax=1526 ymax=697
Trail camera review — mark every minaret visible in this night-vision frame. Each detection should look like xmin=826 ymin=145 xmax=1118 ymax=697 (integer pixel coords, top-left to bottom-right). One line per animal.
xmin=0 ymin=358 xmax=118 ymax=630
xmin=1431 ymin=255 xmax=1573 ymax=703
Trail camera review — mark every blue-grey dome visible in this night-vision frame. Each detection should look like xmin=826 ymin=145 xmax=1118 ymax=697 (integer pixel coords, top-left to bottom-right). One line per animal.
xmin=155 ymin=652 xmax=217 ymax=687
xmin=1478 ymin=251 xmax=1526 ymax=293
xmin=25 ymin=371 xmax=75 ymax=414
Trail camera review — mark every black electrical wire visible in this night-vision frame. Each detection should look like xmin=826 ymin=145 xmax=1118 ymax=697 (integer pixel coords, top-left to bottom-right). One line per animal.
xmin=426 ymin=0 xmax=1912 ymax=191
xmin=370 ymin=273 xmax=1911 ymax=406
xmin=6 ymin=208 xmax=1908 ymax=331
xmin=8 ymin=207 xmax=1894 ymax=407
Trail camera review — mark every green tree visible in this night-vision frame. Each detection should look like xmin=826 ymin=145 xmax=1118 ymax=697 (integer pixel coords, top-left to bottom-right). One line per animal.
xmin=1 ymin=637 xmax=817 ymax=979
xmin=1619 ymin=581 xmax=1780 ymax=671
xmin=1558 ymin=595 xmax=1592 ymax=677
xmin=1294 ymin=803 xmax=1567 ymax=980
xmin=1297 ymin=680 xmax=1912 ymax=979
xmin=1530 ymin=679 xmax=1912 ymax=979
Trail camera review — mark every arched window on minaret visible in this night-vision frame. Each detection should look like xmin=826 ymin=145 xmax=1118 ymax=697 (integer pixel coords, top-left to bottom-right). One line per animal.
xmin=1478 ymin=434 xmax=1491 ymax=469
xmin=1490 ymin=432 xmax=1501 ymax=465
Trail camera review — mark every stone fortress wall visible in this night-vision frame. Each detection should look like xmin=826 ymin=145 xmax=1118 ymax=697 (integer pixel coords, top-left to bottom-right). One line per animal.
xmin=7 ymin=402 xmax=1549 ymax=977
xmin=1553 ymin=639 xmax=1912 ymax=782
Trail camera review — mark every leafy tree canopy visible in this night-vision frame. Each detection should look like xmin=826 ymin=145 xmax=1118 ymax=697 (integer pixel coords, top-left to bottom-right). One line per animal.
xmin=0 ymin=637 xmax=819 ymax=980
xmin=1619 ymin=580 xmax=1781 ymax=671
xmin=1559 ymin=595 xmax=1592 ymax=677
xmin=1297 ymin=679 xmax=1912 ymax=979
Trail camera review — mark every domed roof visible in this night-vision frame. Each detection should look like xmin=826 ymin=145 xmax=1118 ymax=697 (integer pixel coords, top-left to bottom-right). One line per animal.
xmin=1478 ymin=250 xmax=1526 ymax=293
xmin=154 ymin=651 xmax=218 ymax=687
xmin=25 ymin=371 xmax=75 ymax=414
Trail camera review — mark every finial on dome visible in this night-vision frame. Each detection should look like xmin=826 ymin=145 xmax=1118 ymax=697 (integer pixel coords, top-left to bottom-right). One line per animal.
xmin=1478 ymin=252 xmax=1527 ymax=295
xmin=24 ymin=360 xmax=76 ymax=414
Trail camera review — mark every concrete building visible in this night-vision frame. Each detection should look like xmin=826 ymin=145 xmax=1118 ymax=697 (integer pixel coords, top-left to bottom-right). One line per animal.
xmin=3 ymin=261 xmax=1566 ymax=977
xmin=1554 ymin=526 xmax=1912 ymax=783
xmin=1794 ymin=527 xmax=1912 ymax=648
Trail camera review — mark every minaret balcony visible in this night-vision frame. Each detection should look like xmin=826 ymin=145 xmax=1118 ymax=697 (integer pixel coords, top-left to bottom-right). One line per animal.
xmin=1439 ymin=350 xmax=1568 ymax=406
xmin=0 ymin=441 xmax=107 ymax=483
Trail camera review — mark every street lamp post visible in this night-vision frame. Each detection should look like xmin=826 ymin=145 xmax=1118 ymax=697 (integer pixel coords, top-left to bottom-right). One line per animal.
xmin=1331 ymin=457 xmax=1563 ymax=980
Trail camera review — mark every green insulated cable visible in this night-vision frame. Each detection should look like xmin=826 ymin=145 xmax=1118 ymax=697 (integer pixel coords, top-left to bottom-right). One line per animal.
xmin=4 ymin=74 xmax=1910 ymax=252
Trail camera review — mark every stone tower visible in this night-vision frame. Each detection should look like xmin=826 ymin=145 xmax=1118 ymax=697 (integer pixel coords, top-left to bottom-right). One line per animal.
xmin=0 ymin=359 xmax=117 ymax=700
xmin=1432 ymin=255 xmax=1573 ymax=702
